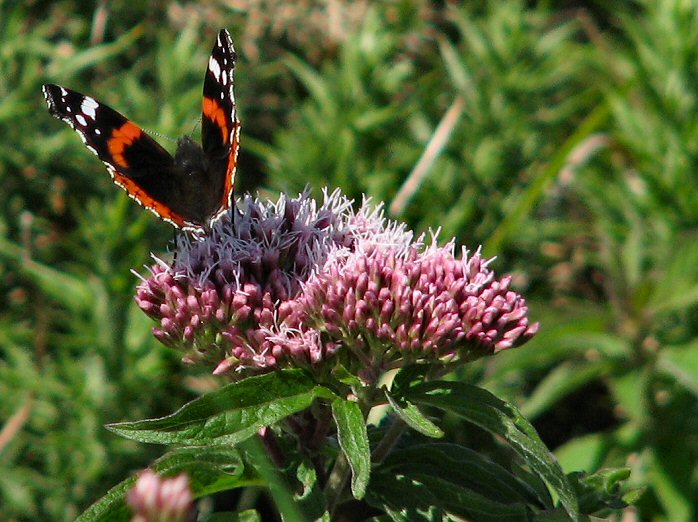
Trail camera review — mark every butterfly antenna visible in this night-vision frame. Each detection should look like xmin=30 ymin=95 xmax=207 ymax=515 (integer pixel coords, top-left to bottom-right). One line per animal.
xmin=146 ymin=128 xmax=177 ymax=145
xmin=190 ymin=117 xmax=202 ymax=138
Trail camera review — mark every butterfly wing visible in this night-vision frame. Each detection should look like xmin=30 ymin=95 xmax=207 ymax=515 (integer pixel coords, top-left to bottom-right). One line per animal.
xmin=42 ymin=83 xmax=202 ymax=230
xmin=201 ymin=29 xmax=240 ymax=224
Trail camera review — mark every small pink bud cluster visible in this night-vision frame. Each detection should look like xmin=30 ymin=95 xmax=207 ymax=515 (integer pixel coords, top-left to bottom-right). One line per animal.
xmin=135 ymin=190 xmax=538 ymax=378
xmin=298 ymin=243 xmax=538 ymax=369
xmin=127 ymin=470 xmax=194 ymax=522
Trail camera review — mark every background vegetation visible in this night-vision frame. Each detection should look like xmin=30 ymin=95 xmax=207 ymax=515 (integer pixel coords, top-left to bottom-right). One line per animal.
xmin=2 ymin=0 xmax=698 ymax=519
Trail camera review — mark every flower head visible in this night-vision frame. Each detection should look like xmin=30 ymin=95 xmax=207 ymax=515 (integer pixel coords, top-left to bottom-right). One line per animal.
xmin=135 ymin=189 xmax=538 ymax=380
xmin=127 ymin=470 xmax=194 ymax=522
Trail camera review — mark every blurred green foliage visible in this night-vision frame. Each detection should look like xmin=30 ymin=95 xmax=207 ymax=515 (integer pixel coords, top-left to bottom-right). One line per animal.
xmin=3 ymin=0 xmax=698 ymax=519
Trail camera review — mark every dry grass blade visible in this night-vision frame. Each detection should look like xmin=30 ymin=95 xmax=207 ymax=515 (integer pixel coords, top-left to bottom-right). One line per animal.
xmin=390 ymin=96 xmax=465 ymax=216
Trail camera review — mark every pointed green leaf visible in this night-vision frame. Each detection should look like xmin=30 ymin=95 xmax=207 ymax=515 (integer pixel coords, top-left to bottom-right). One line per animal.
xmin=368 ymin=469 xmax=530 ymax=522
xmin=658 ymin=340 xmax=698 ymax=397
xmin=406 ymin=381 xmax=578 ymax=521
xmin=366 ymin=470 xmax=446 ymax=521
xmin=567 ymin=468 xmax=631 ymax=515
xmin=382 ymin=444 xmax=543 ymax=508
xmin=107 ymin=370 xmax=336 ymax=445
xmin=240 ymin=436 xmax=307 ymax=522
xmin=332 ymin=398 xmax=370 ymax=498
xmin=383 ymin=388 xmax=443 ymax=438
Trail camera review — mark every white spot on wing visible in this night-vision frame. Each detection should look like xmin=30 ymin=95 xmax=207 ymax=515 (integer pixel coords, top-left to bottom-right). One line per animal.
xmin=76 ymin=114 xmax=87 ymax=126
xmin=81 ymin=97 xmax=99 ymax=119
xmin=209 ymin=56 xmax=222 ymax=81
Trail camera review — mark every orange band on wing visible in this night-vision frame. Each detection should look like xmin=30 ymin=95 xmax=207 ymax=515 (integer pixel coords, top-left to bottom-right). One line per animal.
xmin=107 ymin=121 xmax=143 ymax=168
xmin=203 ymin=97 xmax=229 ymax=143
xmin=112 ymin=173 xmax=195 ymax=229
xmin=223 ymin=126 xmax=239 ymax=206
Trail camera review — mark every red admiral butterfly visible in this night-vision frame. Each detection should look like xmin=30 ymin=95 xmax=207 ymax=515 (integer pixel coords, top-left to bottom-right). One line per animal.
xmin=43 ymin=29 xmax=240 ymax=233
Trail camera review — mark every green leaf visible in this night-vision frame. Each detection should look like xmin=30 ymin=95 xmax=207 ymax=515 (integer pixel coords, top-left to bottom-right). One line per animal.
xmin=649 ymin=236 xmax=698 ymax=314
xmin=368 ymin=469 xmax=531 ymax=522
xmin=438 ymin=35 xmax=474 ymax=96
xmin=332 ymin=364 xmax=363 ymax=389
xmin=383 ymin=388 xmax=443 ymax=438
xmin=567 ymin=468 xmax=633 ymax=516
xmin=647 ymin=443 xmax=694 ymax=521
xmin=240 ymin=436 xmax=308 ymax=522
xmin=406 ymin=381 xmax=579 ymax=521
xmin=392 ymin=364 xmax=432 ymax=391
xmin=381 ymin=444 xmax=543 ymax=508
xmin=658 ymin=340 xmax=698 ymax=397
xmin=107 ymin=370 xmax=336 ymax=445
xmin=554 ymin=432 xmax=611 ymax=474
xmin=332 ymin=398 xmax=370 ymax=498
xmin=365 ymin=471 xmax=449 ymax=521
xmin=76 ymin=446 xmax=245 ymax=522
xmin=412 ymin=474 xmax=532 ymax=522
xmin=158 ymin=446 xmax=251 ymax=496
xmin=608 ymin=368 xmax=649 ymax=424
xmin=294 ymin=460 xmax=328 ymax=521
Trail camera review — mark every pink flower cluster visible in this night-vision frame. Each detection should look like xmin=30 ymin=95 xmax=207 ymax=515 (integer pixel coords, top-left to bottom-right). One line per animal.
xmin=135 ymin=190 xmax=538 ymax=379
xmin=299 ymin=244 xmax=536 ymax=361
xmin=127 ymin=470 xmax=193 ymax=522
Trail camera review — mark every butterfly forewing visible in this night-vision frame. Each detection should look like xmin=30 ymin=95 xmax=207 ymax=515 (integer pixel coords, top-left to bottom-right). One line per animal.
xmin=42 ymin=84 xmax=203 ymax=229
xmin=201 ymin=29 xmax=240 ymax=218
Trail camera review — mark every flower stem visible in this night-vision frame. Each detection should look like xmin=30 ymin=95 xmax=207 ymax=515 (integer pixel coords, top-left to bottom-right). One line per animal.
xmin=371 ymin=416 xmax=408 ymax=464
xmin=324 ymin=449 xmax=351 ymax=517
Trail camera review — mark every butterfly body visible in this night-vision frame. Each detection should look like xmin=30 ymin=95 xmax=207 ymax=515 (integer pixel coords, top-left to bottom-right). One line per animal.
xmin=42 ymin=29 xmax=240 ymax=233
